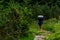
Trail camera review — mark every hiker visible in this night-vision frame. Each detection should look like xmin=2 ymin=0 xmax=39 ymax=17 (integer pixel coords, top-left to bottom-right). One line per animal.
xmin=38 ymin=15 xmax=44 ymax=29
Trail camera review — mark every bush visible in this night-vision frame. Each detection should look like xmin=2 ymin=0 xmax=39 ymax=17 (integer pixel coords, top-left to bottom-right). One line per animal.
xmin=43 ymin=18 xmax=57 ymax=32
xmin=46 ymin=32 xmax=60 ymax=40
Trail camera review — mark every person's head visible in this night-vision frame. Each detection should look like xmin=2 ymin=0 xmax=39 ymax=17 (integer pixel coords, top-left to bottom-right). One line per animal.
xmin=38 ymin=15 xmax=44 ymax=18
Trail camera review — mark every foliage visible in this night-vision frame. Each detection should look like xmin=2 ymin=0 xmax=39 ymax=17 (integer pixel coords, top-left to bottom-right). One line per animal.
xmin=0 ymin=0 xmax=60 ymax=40
xmin=43 ymin=18 xmax=57 ymax=32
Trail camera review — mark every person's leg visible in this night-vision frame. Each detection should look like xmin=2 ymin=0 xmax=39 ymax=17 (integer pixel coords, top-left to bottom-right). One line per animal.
xmin=39 ymin=24 xmax=42 ymax=29
xmin=39 ymin=25 xmax=41 ymax=29
xmin=39 ymin=24 xmax=43 ymax=32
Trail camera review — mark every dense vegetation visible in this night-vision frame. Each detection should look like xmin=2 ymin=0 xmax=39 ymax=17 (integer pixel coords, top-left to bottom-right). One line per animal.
xmin=0 ymin=0 xmax=60 ymax=40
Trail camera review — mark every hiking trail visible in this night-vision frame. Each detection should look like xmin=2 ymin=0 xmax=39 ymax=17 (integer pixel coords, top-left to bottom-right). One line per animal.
xmin=34 ymin=30 xmax=52 ymax=40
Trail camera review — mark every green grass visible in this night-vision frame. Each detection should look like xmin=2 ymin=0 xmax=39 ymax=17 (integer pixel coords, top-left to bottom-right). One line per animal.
xmin=19 ymin=18 xmax=60 ymax=40
xmin=19 ymin=33 xmax=34 ymax=40
xmin=45 ymin=19 xmax=60 ymax=40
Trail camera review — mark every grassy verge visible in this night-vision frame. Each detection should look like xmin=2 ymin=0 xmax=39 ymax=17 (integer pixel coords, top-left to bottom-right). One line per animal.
xmin=19 ymin=18 xmax=60 ymax=40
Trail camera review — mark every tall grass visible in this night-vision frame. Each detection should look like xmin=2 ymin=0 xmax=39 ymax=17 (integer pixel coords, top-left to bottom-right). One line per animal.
xmin=20 ymin=18 xmax=60 ymax=40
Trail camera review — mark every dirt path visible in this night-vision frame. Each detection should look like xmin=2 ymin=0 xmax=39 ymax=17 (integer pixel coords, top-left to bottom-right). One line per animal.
xmin=34 ymin=35 xmax=45 ymax=40
xmin=34 ymin=30 xmax=52 ymax=40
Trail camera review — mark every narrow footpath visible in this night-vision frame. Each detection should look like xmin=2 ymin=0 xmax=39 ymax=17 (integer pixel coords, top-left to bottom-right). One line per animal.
xmin=34 ymin=30 xmax=52 ymax=40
